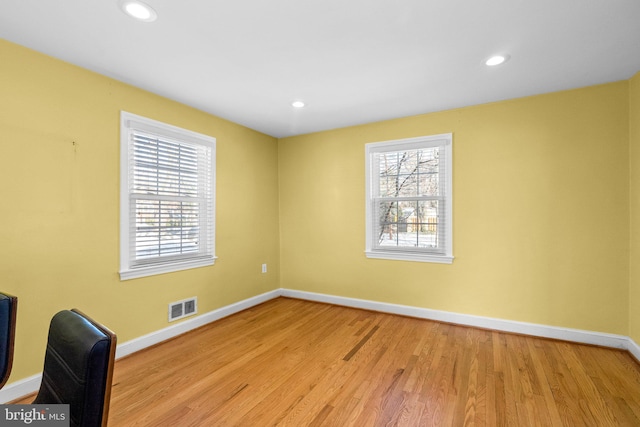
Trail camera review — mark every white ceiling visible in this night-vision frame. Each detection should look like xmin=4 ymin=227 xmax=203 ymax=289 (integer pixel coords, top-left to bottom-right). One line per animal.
xmin=1 ymin=0 xmax=639 ymax=138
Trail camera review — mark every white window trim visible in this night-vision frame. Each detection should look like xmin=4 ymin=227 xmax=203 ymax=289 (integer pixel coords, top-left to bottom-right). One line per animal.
xmin=119 ymin=111 xmax=217 ymax=280
xmin=365 ymin=133 xmax=453 ymax=264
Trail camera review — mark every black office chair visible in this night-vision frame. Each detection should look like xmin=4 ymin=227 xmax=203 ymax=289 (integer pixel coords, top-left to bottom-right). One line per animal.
xmin=34 ymin=309 xmax=116 ymax=427
xmin=0 ymin=292 xmax=17 ymax=389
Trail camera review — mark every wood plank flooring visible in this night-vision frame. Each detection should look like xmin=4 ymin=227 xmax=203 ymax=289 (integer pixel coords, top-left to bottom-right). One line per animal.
xmin=14 ymin=297 xmax=640 ymax=426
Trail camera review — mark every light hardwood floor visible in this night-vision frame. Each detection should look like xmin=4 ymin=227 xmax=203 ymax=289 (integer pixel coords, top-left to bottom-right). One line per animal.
xmin=14 ymin=297 xmax=640 ymax=425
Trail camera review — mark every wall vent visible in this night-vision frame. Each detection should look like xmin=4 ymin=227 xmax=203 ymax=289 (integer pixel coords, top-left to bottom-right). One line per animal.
xmin=168 ymin=297 xmax=198 ymax=322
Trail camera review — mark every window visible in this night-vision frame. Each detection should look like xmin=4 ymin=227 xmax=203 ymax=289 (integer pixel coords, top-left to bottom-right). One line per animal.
xmin=120 ymin=112 xmax=216 ymax=280
xmin=365 ymin=134 xmax=453 ymax=263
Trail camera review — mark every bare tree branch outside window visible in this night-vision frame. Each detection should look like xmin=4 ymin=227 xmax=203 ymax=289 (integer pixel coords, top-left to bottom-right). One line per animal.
xmin=376 ymin=148 xmax=440 ymax=249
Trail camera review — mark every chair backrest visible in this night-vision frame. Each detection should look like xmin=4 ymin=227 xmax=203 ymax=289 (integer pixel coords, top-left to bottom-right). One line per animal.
xmin=34 ymin=309 xmax=116 ymax=427
xmin=0 ymin=293 xmax=17 ymax=389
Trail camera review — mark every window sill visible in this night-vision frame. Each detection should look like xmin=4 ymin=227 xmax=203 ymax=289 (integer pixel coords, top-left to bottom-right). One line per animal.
xmin=365 ymin=250 xmax=453 ymax=264
xmin=120 ymin=257 xmax=217 ymax=280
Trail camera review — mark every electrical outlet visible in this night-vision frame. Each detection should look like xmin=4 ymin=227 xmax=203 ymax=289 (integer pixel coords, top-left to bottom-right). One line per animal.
xmin=261 ymin=263 xmax=267 ymax=273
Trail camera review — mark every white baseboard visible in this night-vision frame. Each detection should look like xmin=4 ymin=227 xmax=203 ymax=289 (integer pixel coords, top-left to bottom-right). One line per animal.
xmin=2 ymin=287 xmax=638 ymax=403
xmin=115 ymin=289 xmax=280 ymax=359
xmin=0 ymin=374 xmax=41 ymax=404
xmin=281 ymin=289 xmax=633 ymax=351
xmin=0 ymin=289 xmax=280 ymax=403
xmin=628 ymin=336 xmax=640 ymax=362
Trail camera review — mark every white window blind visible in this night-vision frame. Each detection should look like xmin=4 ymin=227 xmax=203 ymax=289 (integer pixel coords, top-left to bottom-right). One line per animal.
xmin=365 ymin=134 xmax=453 ymax=263
xmin=120 ymin=112 xmax=216 ymax=280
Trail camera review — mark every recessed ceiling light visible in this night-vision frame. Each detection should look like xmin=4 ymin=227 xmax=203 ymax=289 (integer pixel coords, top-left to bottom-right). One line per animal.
xmin=485 ymin=54 xmax=510 ymax=66
xmin=291 ymin=101 xmax=305 ymax=108
xmin=119 ymin=0 xmax=157 ymax=22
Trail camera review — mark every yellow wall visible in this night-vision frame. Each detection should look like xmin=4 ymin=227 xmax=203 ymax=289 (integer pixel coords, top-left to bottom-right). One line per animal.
xmin=0 ymin=39 xmax=281 ymax=383
xmin=2 ymin=36 xmax=638 ymax=388
xmin=279 ymin=81 xmax=630 ymax=335
xmin=630 ymin=72 xmax=640 ymax=344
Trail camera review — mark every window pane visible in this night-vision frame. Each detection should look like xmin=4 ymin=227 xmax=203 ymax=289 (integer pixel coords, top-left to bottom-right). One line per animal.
xmin=133 ymin=134 xmax=200 ymax=198
xmin=134 ymin=200 xmax=200 ymax=260
xmin=376 ymin=201 xmax=399 ymax=246
xmin=377 ymin=147 xmax=440 ymax=198
xmin=376 ymin=200 xmax=440 ymax=249
xmin=399 ymin=150 xmax=419 ymax=175
xmin=415 ymin=200 xmax=439 ymax=249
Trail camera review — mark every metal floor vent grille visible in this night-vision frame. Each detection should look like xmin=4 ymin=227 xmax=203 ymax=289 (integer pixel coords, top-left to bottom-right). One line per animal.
xmin=168 ymin=297 xmax=198 ymax=322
